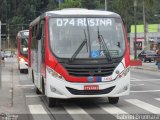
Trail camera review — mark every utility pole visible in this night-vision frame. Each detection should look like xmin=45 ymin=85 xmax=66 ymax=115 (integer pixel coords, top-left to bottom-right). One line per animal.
xmin=105 ymin=0 xmax=107 ymax=11
xmin=143 ymin=0 xmax=147 ymax=48
xmin=134 ymin=0 xmax=137 ymax=59
xmin=58 ymin=0 xmax=60 ymax=9
xmin=0 ymin=21 xmax=1 ymax=88
xmin=0 ymin=21 xmax=1 ymax=52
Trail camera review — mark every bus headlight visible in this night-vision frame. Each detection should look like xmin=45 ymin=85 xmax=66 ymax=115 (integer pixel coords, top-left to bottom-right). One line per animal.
xmin=116 ymin=67 xmax=130 ymax=79
xmin=46 ymin=66 xmax=64 ymax=80
xmin=19 ymin=57 xmax=25 ymax=62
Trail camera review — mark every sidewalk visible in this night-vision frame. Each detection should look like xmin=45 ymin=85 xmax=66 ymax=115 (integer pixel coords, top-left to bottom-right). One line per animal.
xmin=130 ymin=54 xmax=160 ymax=71
xmin=0 ymin=59 xmax=29 ymax=114
xmin=131 ymin=62 xmax=160 ymax=72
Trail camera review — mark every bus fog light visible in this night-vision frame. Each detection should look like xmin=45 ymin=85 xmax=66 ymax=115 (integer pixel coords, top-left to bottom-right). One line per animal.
xmin=124 ymin=86 xmax=128 ymax=90
xmin=50 ymin=85 xmax=63 ymax=95
xmin=118 ymin=85 xmax=129 ymax=94
xmin=50 ymin=85 xmax=56 ymax=92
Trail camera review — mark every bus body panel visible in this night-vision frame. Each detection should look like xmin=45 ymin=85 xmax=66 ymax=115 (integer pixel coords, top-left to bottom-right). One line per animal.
xmin=122 ymin=17 xmax=130 ymax=68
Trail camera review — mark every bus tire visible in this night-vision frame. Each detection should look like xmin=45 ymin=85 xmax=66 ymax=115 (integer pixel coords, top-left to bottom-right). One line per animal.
xmin=47 ymin=97 xmax=56 ymax=108
xmin=36 ymin=88 xmax=41 ymax=94
xmin=20 ymin=69 xmax=24 ymax=73
xmin=32 ymin=71 xmax=34 ymax=83
xmin=24 ymin=69 xmax=28 ymax=74
xmin=108 ymin=97 xmax=119 ymax=104
xmin=42 ymin=78 xmax=45 ymax=95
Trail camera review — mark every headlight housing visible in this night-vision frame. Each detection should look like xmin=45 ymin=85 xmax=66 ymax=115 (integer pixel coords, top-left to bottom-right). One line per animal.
xmin=19 ymin=57 xmax=25 ymax=62
xmin=116 ymin=67 xmax=130 ymax=79
xmin=46 ymin=66 xmax=64 ymax=80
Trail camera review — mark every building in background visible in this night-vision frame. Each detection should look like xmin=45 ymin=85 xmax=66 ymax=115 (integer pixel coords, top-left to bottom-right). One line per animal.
xmin=130 ymin=24 xmax=160 ymax=55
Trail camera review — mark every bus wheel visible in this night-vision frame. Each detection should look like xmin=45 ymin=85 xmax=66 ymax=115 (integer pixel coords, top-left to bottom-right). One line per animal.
xmin=32 ymin=71 xmax=34 ymax=83
xmin=42 ymin=78 xmax=45 ymax=95
xmin=20 ymin=69 xmax=24 ymax=73
xmin=108 ymin=97 xmax=119 ymax=104
xmin=36 ymin=88 xmax=41 ymax=94
xmin=47 ymin=97 xmax=56 ymax=108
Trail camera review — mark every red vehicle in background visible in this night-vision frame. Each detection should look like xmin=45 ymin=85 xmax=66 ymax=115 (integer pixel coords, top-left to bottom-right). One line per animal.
xmin=17 ymin=30 xmax=29 ymax=73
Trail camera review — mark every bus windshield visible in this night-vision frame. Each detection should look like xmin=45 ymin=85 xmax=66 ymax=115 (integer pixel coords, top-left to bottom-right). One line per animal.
xmin=49 ymin=17 xmax=126 ymax=59
xmin=20 ymin=37 xmax=28 ymax=57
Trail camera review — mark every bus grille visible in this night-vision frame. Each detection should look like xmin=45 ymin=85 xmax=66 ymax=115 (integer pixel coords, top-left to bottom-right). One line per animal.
xmin=66 ymin=86 xmax=115 ymax=95
xmin=63 ymin=64 xmax=117 ymax=77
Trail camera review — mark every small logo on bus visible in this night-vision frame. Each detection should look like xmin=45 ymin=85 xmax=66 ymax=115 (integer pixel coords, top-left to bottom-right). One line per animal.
xmin=88 ymin=76 xmax=94 ymax=82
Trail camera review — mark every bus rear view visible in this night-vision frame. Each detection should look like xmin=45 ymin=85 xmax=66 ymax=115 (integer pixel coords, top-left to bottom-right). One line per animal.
xmin=17 ymin=30 xmax=29 ymax=73
xmin=29 ymin=9 xmax=130 ymax=107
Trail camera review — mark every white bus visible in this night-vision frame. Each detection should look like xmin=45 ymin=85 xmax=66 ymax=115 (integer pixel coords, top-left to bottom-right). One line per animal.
xmin=28 ymin=8 xmax=130 ymax=107
xmin=17 ymin=30 xmax=29 ymax=73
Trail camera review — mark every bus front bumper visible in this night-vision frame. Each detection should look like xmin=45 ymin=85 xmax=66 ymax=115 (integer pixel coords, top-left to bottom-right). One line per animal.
xmin=46 ymin=71 xmax=130 ymax=99
xmin=19 ymin=61 xmax=28 ymax=70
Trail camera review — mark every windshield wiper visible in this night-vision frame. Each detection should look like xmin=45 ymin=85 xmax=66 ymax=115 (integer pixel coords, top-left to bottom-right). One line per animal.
xmin=70 ymin=30 xmax=88 ymax=62
xmin=97 ymin=27 xmax=112 ymax=62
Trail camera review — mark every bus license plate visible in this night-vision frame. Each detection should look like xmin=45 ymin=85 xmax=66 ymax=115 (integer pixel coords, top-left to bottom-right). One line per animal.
xmin=84 ymin=85 xmax=99 ymax=90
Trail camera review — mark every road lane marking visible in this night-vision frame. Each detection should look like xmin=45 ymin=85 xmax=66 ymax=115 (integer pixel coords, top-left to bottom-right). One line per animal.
xmin=16 ymin=85 xmax=34 ymax=88
xmin=131 ymin=90 xmax=160 ymax=93
xmin=26 ymin=95 xmax=45 ymax=98
xmin=130 ymin=84 xmax=144 ymax=87
xmin=64 ymin=104 xmax=94 ymax=120
xmin=155 ymin=98 xmax=160 ymax=101
xmin=131 ymin=78 xmax=138 ymax=80
xmin=28 ymin=105 xmax=47 ymax=114
xmin=98 ymin=104 xmax=127 ymax=114
xmin=131 ymin=79 xmax=160 ymax=82
xmin=125 ymin=99 xmax=160 ymax=114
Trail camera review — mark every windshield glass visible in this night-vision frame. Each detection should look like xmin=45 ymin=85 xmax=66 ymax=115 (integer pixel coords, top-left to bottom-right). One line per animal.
xmin=49 ymin=17 xmax=125 ymax=59
xmin=20 ymin=38 xmax=28 ymax=56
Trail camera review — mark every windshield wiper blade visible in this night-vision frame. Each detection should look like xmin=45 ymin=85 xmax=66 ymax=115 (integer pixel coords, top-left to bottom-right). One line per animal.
xmin=97 ymin=27 xmax=112 ymax=62
xmin=70 ymin=30 xmax=88 ymax=62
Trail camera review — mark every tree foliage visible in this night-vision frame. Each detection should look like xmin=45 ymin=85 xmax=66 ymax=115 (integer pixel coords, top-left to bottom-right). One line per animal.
xmin=0 ymin=0 xmax=160 ymax=48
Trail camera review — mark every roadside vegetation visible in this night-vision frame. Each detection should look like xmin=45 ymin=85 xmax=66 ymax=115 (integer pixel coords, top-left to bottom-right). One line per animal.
xmin=0 ymin=0 xmax=160 ymax=48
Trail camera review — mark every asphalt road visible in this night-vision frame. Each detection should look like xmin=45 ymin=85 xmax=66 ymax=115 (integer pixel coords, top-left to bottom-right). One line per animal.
xmin=0 ymin=57 xmax=160 ymax=120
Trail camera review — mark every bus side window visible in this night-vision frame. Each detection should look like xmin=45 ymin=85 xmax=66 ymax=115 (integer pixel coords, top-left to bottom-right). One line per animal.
xmin=40 ymin=20 xmax=45 ymax=63
xmin=31 ymin=25 xmax=38 ymax=50
xmin=36 ymin=24 xmax=42 ymax=40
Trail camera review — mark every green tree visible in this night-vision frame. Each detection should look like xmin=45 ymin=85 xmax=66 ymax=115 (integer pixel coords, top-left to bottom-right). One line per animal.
xmin=59 ymin=0 xmax=81 ymax=9
xmin=81 ymin=0 xmax=97 ymax=9
xmin=0 ymin=0 xmax=160 ymax=49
